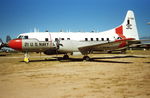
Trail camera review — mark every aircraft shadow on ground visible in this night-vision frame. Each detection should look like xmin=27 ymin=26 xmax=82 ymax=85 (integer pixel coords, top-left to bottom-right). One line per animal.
xmin=20 ymin=58 xmax=58 ymax=63
xmin=92 ymin=55 xmax=146 ymax=59
xmin=144 ymin=62 xmax=150 ymax=64
xmin=21 ymin=55 xmax=146 ymax=64
xmin=57 ymin=57 xmax=132 ymax=64
xmin=0 ymin=54 xmax=6 ymax=56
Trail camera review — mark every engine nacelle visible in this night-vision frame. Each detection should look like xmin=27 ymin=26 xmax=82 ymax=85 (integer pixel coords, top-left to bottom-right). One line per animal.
xmin=43 ymin=49 xmax=65 ymax=55
xmin=43 ymin=49 xmax=57 ymax=55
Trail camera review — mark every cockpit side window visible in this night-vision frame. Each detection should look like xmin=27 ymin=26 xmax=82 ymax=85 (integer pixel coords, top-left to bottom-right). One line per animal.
xmin=24 ymin=36 xmax=28 ymax=39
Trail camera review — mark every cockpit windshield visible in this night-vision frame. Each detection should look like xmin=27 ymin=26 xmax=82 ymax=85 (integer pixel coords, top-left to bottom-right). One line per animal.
xmin=17 ymin=35 xmax=28 ymax=39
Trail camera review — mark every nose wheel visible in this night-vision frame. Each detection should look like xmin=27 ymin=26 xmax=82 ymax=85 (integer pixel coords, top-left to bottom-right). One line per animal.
xmin=24 ymin=52 xmax=30 ymax=63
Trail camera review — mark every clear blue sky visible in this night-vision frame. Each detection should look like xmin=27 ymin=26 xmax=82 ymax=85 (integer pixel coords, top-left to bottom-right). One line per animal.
xmin=0 ymin=0 xmax=150 ymax=41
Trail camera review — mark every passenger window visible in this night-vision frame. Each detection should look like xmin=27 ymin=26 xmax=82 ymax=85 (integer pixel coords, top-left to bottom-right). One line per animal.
xmin=101 ymin=38 xmax=104 ymax=41
xmin=96 ymin=38 xmax=99 ymax=41
xmin=91 ymin=38 xmax=93 ymax=41
xmin=67 ymin=38 xmax=70 ymax=40
xmin=24 ymin=36 xmax=28 ymax=39
xmin=127 ymin=19 xmax=130 ymax=24
xmin=45 ymin=38 xmax=49 ymax=41
xmin=107 ymin=38 xmax=109 ymax=41
xmin=85 ymin=38 xmax=88 ymax=41
xmin=55 ymin=38 xmax=58 ymax=41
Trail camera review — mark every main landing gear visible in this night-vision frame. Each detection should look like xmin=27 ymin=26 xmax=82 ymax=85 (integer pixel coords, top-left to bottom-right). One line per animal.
xmin=24 ymin=52 xmax=30 ymax=63
xmin=83 ymin=56 xmax=91 ymax=61
xmin=63 ymin=54 xmax=69 ymax=60
xmin=62 ymin=54 xmax=91 ymax=61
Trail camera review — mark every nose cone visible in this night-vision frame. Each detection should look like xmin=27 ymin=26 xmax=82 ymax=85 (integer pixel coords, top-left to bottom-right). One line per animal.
xmin=8 ymin=39 xmax=22 ymax=50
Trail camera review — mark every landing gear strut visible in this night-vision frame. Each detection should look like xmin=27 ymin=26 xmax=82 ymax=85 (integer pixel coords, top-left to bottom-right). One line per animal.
xmin=83 ymin=56 xmax=91 ymax=61
xmin=24 ymin=52 xmax=30 ymax=63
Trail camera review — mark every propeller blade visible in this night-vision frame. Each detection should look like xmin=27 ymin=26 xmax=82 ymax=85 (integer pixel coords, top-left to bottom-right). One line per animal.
xmin=6 ymin=35 xmax=11 ymax=43
xmin=0 ymin=38 xmax=3 ymax=43
xmin=0 ymin=38 xmax=9 ymax=49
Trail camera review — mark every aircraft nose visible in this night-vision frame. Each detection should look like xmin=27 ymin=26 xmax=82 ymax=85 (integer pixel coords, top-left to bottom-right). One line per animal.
xmin=8 ymin=39 xmax=22 ymax=50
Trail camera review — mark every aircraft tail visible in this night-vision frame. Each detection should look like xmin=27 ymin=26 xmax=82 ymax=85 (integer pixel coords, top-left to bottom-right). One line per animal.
xmin=123 ymin=10 xmax=139 ymax=40
xmin=115 ymin=10 xmax=139 ymax=40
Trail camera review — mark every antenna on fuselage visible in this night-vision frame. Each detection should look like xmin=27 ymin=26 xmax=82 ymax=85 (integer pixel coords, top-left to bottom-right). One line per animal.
xmin=45 ymin=30 xmax=49 ymax=32
xmin=34 ymin=28 xmax=39 ymax=32
xmin=66 ymin=29 xmax=70 ymax=33
xmin=60 ymin=29 xmax=63 ymax=32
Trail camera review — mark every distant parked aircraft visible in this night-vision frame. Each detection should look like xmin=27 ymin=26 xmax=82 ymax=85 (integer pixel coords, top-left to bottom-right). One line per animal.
xmin=0 ymin=36 xmax=15 ymax=52
xmin=147 ymin=22 xmax=150 ymax=25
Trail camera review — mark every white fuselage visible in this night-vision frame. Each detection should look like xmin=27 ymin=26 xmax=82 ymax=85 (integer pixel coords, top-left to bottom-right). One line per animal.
xmin=16 ymin=31 xmax=125 ymax=53
xmin=8 ymin=10 xmax=139 ymax=54
xmin=18 ymin=31 xmax=117 ymax=42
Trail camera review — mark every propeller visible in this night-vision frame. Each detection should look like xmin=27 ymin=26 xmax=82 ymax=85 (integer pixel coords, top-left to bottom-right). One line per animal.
xmin=55 ymin=38 xmax=63 ymax=50
xmin=0 ymin=38 xmax=2 ymax=43
xmin=0 ymin=38 xmax=2 ymax=48
xmin=0 ymin=35 xmax=11 ymax=49
xmin=54 ymin=38 xmax=63 ymax=59
xmin=0 ymin=38 xmax=6 ymax=49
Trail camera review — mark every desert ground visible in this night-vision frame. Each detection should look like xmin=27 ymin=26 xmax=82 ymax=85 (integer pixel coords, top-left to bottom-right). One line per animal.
xmin=0 ymin=50 xmax=150 ymax=98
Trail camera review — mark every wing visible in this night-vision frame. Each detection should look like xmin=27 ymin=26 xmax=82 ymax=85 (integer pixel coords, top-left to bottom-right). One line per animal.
xmin=78 ymin=38 xmax=134 ymax=55
xmin=128 ymin=39 xmax=150 ymax=49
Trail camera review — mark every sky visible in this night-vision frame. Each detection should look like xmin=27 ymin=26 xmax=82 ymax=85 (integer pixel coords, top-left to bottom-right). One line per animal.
xmin=0 ymin=0 xmax=150 ymax=41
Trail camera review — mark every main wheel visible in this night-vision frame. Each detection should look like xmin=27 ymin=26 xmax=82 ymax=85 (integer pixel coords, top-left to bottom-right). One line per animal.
xmin=83 ymin=56 xmax=91 ymax=61
xmin=63 ymin=55 xmax=69 ymax=60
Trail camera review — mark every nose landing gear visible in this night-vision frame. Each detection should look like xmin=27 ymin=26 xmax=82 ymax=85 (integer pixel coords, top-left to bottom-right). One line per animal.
xmin=24 ymin=52 xmax=30 ymax=63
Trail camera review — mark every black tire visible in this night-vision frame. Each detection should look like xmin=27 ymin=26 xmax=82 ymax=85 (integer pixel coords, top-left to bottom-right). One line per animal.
xmin=83 ymin=56 xmax=91 ymax=61
xmin=108 ymin=51 xmax=112 ymax=54
xmin=63 ymin=55 xmax=69 ymax=60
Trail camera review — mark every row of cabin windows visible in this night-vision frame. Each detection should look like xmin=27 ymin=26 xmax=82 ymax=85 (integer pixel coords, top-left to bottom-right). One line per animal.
xmin=18 ymin=36 xmax=110 ymax=42
xmin=55 ymin=37 xmax=122 ymax=41
xmin=45 ymin=38 xmax=70 ymax=41
xmin=85 ymin=38 xmax=110 ymax=41
xmin=55 ymin=38 xmax=70 ymax=41
xmin=18 ymin=35 xmax=111 ymax=41
xmin=45 ymin=38 xmax=110 ymax=41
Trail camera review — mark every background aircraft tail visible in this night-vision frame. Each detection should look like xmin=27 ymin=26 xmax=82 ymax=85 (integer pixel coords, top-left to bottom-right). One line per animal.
xmin=122 ymin=10 xmax=139 ymax=40
xmin=6 ymin=35 xmax=11 ymax=43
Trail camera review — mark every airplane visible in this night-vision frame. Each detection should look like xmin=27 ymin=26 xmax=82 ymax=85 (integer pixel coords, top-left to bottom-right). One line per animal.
xmin=8 ymin=10 xmax=140 ymax=63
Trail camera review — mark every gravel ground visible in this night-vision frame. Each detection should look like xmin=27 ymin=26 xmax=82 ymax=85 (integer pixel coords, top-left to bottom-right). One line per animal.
xmin=0 ymin=50 xmax=150 ymax=98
